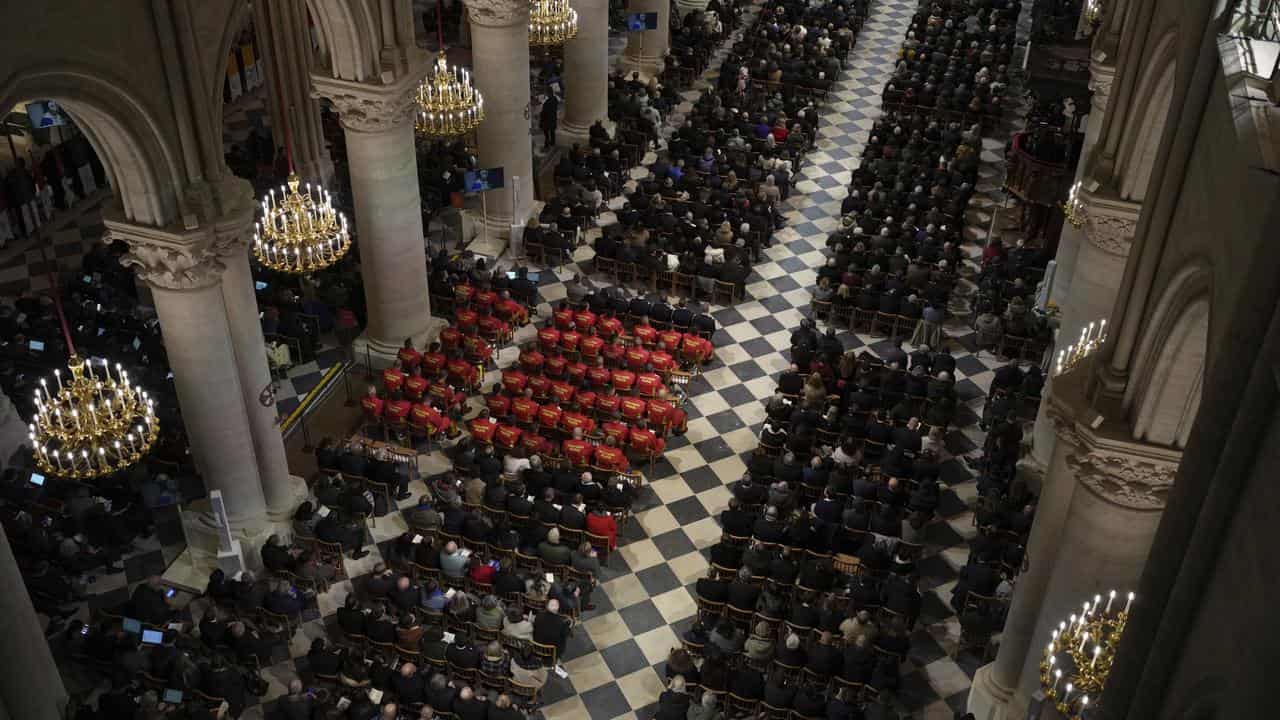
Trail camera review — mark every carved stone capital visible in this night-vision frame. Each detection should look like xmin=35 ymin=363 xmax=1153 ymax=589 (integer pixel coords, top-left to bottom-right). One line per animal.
xmin=103 ymin=212 xmax=226 ymax=291
xmin=464 ymin=0 xmax=530 ymax=28
xmin=1078 ymin=186 xmax=1140 ymax=257
xmin=1065 ymin=449 xmax=1177 ymax=510
xmin=1087 ymin=58 xmax=1115 ymax=116
xmin=311 ymin=73 xmax=420 ymax=134
xmin=1046 ymin=364 xmax=1182 ymax=510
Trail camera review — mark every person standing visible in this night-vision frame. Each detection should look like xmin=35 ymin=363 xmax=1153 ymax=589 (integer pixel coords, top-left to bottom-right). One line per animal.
xmin=540 ymin=93 xmax=560 ymax=149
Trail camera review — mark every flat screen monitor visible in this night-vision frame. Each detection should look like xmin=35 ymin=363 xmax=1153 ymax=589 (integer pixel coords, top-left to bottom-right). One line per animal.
xmin=29 ymin=473 xmax=44 ymax=487
xmin=163 ymin=689 xmax=183 ymax=704
xmin=141 ymin=629 xmax=164 ymax=645
xmin=28 ymin=340 xmax=45 ymax=352
xmin=26 ymin=101 xmax=67 ymax=128
xmin=254 ymin=281 xmax=268 ymax=291
xmin=627 ymin=12 xmax=659 ymax=30
xmin=122 ymin=617 xmax=142 ymax=634
xmin=464 ymin=167 xmax=504 ymax=192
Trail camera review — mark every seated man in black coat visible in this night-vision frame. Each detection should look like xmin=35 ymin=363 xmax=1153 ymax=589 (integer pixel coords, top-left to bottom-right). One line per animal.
xmin=719 ymin=498 xmax=755 ymax=537
xmin=532 ymin=599 xmax=572 ymax=657
xmin=708 ymin=536 xmax=744 ymax=569
xmin=695 ymin=573 xmax=729 ymax=603
xmin=728 ymin=666 xmax=765 ymax=700
xmin=727 ymin=566 xmax=761 ymax=611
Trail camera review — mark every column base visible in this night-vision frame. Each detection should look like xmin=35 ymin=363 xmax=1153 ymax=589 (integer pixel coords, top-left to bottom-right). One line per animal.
xmin=352 ymin=317 xmax=449 ymax=369
xmin=179 ymin=502 xmax=277 ymax=575
xmin=622 ymin=53 xmax=664 ymax=78
xmin=968 ymin=664 xmax=1030 ymax=720
xmin=557 ymin=118 xmax=613 ymax=148
xmin=266 ymin=473 xmax=311 ymax=522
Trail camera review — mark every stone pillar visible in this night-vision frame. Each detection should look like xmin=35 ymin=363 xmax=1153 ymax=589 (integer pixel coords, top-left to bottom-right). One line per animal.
xmin=625 ymin=0 xmax=670 ymax=76
xmin=0 ymin=389 xmax=28 ymax=473
xmin=675 ymin=0 xmax=711 ymax=20
xmin=108 ymin=217 xmax=268 ymax=526
xmin=466 ymin=0 xmax=535 ymax=249
xmin=312 ymin=73 xmax=436 ymax=360
xmin=559 ymin=0 xmax=610 ymax=146
xmin=0 ymin=531 xmax=67 ymax=720
xmin=1031 ymin=188 xmax=1139 ymax=467
xmin=254 ymin=0 xmax=334 ymax=185
xmin=969 ymin=367 xmax=1179 ymax=719
xmin=216 ymin=239 xmax=304 ymax=518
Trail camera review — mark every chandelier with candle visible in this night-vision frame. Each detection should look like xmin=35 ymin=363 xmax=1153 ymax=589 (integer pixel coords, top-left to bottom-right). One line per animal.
xmin=1040 ymin=590 xmax=1135 ymax=719
xmin=530 ymin=0 xmax=579 ymax=46
xmin=415 ymin=52 xmax=485 ymax=138
xmin=1063 ymin=180 xmax=1085 ymax=228
xmin=1054 ymin=318 xmax=1107 ymax=376
xmin=253 ymin=174 xmax=351 ymax=273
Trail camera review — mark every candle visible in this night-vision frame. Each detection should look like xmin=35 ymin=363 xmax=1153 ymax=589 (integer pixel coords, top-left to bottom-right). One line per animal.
xmin=1052 ymin=669 xmax=1061 ymax=694
xmin=1106 ymin=589 xmax=1116 ymax=613
xmin=1081 ymin=696 xmax=1089 ymax=712
xmin=1064 ymin=682 xmax=1073 ymax=704
xmin=71 ymin=409 xmax=81 ymax=430
xmin=54 ymin=369 xmax=63 ymax=392
xmin=1079 ymin=632 xmax=1089 ymax=653
xmin=1092 ymin=645 xmax=1101 ymax=667
xmin=1124 ymin=592 xmax=1135 ymax=614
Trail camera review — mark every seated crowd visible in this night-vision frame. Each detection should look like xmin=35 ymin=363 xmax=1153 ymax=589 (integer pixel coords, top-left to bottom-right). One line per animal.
xmin=586 ymin=0 xmax=869 ymax=300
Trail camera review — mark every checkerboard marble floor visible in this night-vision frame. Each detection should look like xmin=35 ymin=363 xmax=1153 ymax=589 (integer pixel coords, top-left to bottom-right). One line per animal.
xmin=181 ymin=1 xmax=1040 ymax=719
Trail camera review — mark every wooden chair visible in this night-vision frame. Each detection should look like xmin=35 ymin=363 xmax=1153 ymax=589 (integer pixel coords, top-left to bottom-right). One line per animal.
xmin=726 ymin=693 xmax=759 ymax=718
xmin=529 ymin=639 xmax=558 ymax=667
xmin=712 ymin=280 xmax=739 ymax=305
xmin=507 ymin=678 xmax=543 ymax=710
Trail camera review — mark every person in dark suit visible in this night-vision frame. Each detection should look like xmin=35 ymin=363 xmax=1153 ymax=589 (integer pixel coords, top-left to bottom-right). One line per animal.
xmin=727 ymin=566 xmax=761 ymax=611
xmin=533 ymin=599 xmax=571 ymax=657
xmin=695 ymin=574 xmax=729 ymax=603
xmin=776 ymin=631 xmax=807 ymax=667
xmin=447 ymin=635 xmax=482 ymax=669
xmin=728 ymin=666 xmax=765 ymax=700
xmin=752 ymin=506 xmax=786 ymax=544
xmin=655 ymin=676 xmax=693 ymax=720
xmin=720 ymin=498 xmax=755 ymax=537
xmin=951 ymin=561 xmax=1001 ymax=613
xmin=392 ymin=662 xmax=426 ymax=705
xmin=559 ymin=494 xmax=587 ymax=530
xmin=806 ymin=631 xmax=843 ymax=678
xmin=706 ymin=533 xmax=743 ymax=568
xmin=427 ymin=672 xmax=458 ymax=712
xmin=203 ymin=654 xmax=247 ymax=717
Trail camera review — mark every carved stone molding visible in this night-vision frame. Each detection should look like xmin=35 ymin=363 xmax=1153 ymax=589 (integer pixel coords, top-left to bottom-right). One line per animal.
xmin=464 ymin=0 xmax=530 ymax=28
xmin=1065 ymin=449 xmax=1177 ymax=510
xmin=311 ymin=73 xmax=419 ymax=133
xmin=1079 ymin=187 xmax=1140 ymax=257
xmin=103 ymin=215 xmax=226 ymax=291
xmin=1046 ymin=366 xmax=1182 ymax=510
xmin=1088 ymin=59 xmax=1115 ymax=116
xmin=117 ymin=238 xmax=226 ymax=291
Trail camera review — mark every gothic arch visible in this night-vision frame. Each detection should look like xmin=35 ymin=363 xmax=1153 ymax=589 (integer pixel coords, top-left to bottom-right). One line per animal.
xmin=1124 ymin=260 xmax=1211 ymax=448
xmin=305 ymin=0 xmax=382 ymax=82
xmin=0 ymin=64 xmax=184 ymax=226
xmin=1117 ymin=29 xmax=1178 ymax=202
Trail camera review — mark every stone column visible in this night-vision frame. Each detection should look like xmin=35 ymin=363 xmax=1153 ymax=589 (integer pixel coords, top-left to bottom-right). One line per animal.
xmin=215 ymin=237 xmax=304 ymax=518
xmin=1031 ymin=187 xmax=1139 ymax=467
xmin=1046 ymin=59 xmax=1115 ymax=311
xmin=312 ymin=73 xmax=437 ymax=360
xmin=254 ymin=0 xmax=334 ymax=185
xmin=969 ymin=367 xmax=1179 ymax=719
xmin=466 ymin=0 xmax=535 ymax=249
xmin=559 ymin=0 xmax=610 ymax=146
xmin=0 ymin=531 xmax=67 ymax=720
xmin=675 ymin=0 xmax=711 ymax=20
xmin=625 ymin=0 xmax=670 ymax=76
xmin=108 ymin=217 xmax=268 ymax=526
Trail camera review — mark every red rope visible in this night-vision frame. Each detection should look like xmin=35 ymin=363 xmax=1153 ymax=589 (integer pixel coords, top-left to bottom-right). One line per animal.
xmin=436 ymin=0 xmax=445 ymax=52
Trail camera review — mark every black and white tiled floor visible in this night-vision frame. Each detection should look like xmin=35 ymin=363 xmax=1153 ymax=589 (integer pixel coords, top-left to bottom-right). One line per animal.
xmin=167 ymin=1 xmax=1038 ymax=718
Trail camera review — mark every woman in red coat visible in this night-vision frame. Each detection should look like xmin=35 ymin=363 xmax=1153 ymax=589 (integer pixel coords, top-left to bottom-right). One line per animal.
xmin=585 ymin=507 xmax=618 ymax=551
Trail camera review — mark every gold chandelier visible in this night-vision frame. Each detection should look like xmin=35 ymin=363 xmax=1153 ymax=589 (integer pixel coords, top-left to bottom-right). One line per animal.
xmin=1040 ymin=590 xmax=1135 ymax=719
xmin=530 ymin=0 xmax=579 ymax=46
xmin=1063 ymin=180 xmax=1085 ymax=228
xmin=29 ymin=356 xmax=160 ymax=479
xmin=415 ymin=52 xmax=485 ymax=138
xmin=1054 ymin=318 xmax=1107 ymax=376
xmin=253 ymin=174 xmax=351 ymax=273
